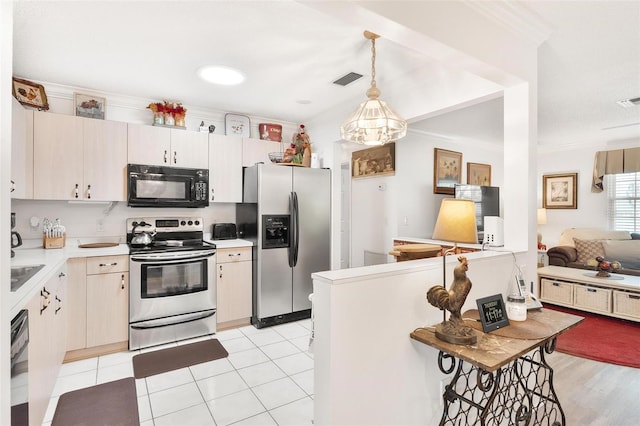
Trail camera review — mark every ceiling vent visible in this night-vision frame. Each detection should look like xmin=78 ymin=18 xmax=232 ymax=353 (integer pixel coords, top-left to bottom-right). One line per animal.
xmin=333 ymin=72 xmax=363 ymax=86
xmin=616 ymin=97 xmax=640 ymax=108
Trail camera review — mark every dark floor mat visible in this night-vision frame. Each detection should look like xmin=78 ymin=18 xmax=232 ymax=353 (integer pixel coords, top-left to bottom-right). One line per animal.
xmin=132 ymin=338 xmax=228 ymax=379
xmin=52 ymin=377 xmax=139 ymax=426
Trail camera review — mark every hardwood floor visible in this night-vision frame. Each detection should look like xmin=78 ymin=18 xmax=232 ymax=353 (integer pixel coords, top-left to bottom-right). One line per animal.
xmin=547 ymin=351 xmax=640 ymax=425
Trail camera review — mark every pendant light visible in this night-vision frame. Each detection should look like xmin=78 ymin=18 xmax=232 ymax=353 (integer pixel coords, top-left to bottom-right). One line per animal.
xmin=341 ymin=31 xmax=407 ymax=146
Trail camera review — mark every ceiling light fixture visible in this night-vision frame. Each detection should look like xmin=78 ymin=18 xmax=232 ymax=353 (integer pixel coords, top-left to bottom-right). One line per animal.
xmin=198 ymin=66 xmax=245 ymax=85
xmin=340 ymin=31 xmax=407 ymax=146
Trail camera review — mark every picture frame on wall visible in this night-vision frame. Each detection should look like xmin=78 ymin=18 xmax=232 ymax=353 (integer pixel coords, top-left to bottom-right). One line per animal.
xmin=433 ymin=148 xmax=462 ymax=194
xmin=74 ymin=93 xmax=106 ymax=119
xmin=467 ymin=162 xmax=491 ymax=185
xmin=351 ymin=143 xmax=395 ymax=178
xmin=225 ymin=113 xmax=251 ymax=137
xmin=12 ymin=77 xmax=49 ymax=110
xmin=543 ymin=172 xmax=578 ymax=209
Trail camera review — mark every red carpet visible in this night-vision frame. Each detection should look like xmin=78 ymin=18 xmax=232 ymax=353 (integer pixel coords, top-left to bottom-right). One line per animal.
xmin=544 ymin=304 xmax=640 ymax=368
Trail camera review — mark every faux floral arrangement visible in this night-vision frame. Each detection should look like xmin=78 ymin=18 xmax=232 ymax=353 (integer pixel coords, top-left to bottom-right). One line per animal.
xmin=283 ymin=124 xmax=312 ymax=166
xmin=147 ymin=100 xmax=187 ymax=126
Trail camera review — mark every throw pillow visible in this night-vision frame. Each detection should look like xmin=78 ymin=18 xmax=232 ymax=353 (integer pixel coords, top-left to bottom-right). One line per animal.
xmin=602 ymin=240 xmax=640 ymax=269
xmin=631 ymin=233 xmax=640 ymax=240
xmin=573 ymin=238 xmax=605 ymax=264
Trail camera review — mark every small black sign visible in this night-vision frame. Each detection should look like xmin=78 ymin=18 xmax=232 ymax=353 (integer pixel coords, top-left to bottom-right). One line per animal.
xmin=476 ymin=294 xmax=510 ymax=333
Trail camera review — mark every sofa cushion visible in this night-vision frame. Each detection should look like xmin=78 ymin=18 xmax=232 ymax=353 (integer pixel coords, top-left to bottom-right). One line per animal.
xmin=631 ymin=233 xmax=640 ymax=240
xmin=602 ymin=240 xmax=640 ymax=269
xmin=573 ymin=238 xmax=605 ymax=264
xmin=559 ymin=228 xmax=631 ymax=246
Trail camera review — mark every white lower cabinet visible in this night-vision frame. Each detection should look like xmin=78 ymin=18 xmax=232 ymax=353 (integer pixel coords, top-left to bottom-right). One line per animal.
xmin=28 ymin=263 xmax=67 ymax=426
xmin=65 ymin=255 xmax=129 ymax=356
xmin=216 ymin=247 xmax=252 ymax=325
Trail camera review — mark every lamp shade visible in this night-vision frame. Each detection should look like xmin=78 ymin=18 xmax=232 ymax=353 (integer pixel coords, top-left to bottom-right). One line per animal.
xmin=537 ymin=208 xmax=547 ymax=225
xmin=432 ymin=199 xmax=478 ymax=244
xmin=341 ymin=98 xmax=407 ymax=146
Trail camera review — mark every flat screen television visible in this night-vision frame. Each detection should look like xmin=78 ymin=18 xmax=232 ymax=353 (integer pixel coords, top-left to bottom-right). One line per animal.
xmin=454 ymin=184 xmax=500 ymax=241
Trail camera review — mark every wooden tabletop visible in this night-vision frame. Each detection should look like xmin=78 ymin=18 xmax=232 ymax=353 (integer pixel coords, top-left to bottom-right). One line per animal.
xmin=410 ymin=308 xmax=584 ymax=372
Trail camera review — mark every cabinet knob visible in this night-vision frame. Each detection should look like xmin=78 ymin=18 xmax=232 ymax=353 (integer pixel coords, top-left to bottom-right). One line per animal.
xmin=211 ymin=188 xmax=215 ymax=201
xmin=164 ymin=150 xmax=168 ymax=163
xmin=99 ymin=262 xmax=118 ymax=267
xmin=173 ymin=151 xmax=177 ymax=164
xmin=55 ymin=295 xmax=62 ymax=314
xmin=219 ymin=264 xmax=223 ymax=279
xmin=87 ymin=184 xmax=91 ymax=199
xmin=58 ymin=272 xmax=66 ymax=278
xmin=74 ymin=183 xmax=79 ymax=198
xmin=10 ymin=180 xmax=15 ymax=192
xmin=121 ymin=274 xmax=125 ymax=290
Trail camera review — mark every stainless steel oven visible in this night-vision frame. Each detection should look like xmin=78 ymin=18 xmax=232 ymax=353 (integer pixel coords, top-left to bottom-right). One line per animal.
xmin=127 ymin=217 xmax=217 ymax=350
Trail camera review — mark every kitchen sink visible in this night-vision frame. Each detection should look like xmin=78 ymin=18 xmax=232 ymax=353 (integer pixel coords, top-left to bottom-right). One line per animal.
xmin=11 ymin=264 xmax=45 ymax=292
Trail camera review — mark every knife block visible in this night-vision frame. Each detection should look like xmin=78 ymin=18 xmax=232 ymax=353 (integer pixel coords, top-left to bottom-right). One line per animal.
xmin=43 ymin=233 xmax=66 ymax=249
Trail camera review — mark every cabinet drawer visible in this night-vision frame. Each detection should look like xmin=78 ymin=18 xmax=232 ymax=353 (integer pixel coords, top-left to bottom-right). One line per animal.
xmin=540 ymin=278 xmax=573 ymax=304
xmin=613 ymin=291 xmax=640 ymax=320
xmin=217 ymin=247 xmax=252 ymax=263
xmin=573 ymin=285 xmax=611 ymax=313
xmin=86 ymin=255 xmax=129 ymax=275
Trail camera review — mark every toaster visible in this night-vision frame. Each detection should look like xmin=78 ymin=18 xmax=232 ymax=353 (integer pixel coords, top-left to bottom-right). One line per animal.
xmin=212 ymin=223 xmax=237 ymax=240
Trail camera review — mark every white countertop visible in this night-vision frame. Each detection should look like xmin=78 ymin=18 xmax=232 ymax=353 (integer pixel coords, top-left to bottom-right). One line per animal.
xmin=206 ymin=239 xmax=253 ymax=248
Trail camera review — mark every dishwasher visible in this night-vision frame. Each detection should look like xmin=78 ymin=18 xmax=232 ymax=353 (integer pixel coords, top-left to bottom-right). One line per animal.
xmin=11 ymin=309 xmax=29 ymax=426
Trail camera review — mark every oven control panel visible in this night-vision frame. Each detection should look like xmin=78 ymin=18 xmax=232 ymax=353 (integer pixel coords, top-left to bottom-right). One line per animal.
xmin=126 ymin=217 xmax=203 ymax=233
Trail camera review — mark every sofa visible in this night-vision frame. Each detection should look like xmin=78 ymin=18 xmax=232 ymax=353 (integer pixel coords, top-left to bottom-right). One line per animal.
xmin=546 ymin=228 xmax=640 ymax=276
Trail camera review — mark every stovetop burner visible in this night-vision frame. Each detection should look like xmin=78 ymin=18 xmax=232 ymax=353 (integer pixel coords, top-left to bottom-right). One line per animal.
xmin=126 ymin=216 xmax=216 ymax=254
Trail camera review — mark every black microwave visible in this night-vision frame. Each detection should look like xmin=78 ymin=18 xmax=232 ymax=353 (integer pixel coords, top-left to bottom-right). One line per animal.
xmin=127 ymin=164 xmax=209 ymax=208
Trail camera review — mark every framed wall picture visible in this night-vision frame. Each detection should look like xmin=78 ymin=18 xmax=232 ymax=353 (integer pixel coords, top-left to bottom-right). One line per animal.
xmin=433 ymin=148 xmax=462 ymax=194
xmin=467 ymin=162 xmax=491 ymax=186
xmin=74 ymin=93 xmax=106 ymax=119
xmin=12 ymin=77 xmax=49 ymax=110
xmin=543 ymin=173 xmax=578 ymax=209
xmin=352 ymin=143 xmax=395 ymax=178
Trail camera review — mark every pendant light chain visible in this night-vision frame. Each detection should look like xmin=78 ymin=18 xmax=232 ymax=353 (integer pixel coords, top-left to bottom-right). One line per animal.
xmin=370 ymin=37 xmax=377 ymax=89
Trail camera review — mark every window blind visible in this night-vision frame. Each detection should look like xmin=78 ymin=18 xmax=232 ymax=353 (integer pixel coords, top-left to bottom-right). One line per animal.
xmin=606 ymin=172 xmax=640 ymax=232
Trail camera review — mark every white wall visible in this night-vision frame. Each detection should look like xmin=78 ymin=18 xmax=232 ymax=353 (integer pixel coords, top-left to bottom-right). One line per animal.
xmin=313 ymin=250 xmax=529 ymax=425
xmin=536 ymin=140 xmax=640 ymax=248
xmin=350 ymin=131 xmax=504 ymax=268
xmin=1 ymin=2 xmax=13 ymax=424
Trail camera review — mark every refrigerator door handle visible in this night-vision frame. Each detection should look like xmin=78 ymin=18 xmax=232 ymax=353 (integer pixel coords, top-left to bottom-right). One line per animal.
xmin=288 ymin=192 xmax=296 ymax=267
xmin=292 ymin=191 xmax=300 ymax=266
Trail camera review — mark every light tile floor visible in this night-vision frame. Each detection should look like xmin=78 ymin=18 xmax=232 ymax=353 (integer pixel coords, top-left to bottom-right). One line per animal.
xmin=43 ymin=319 xmax=314 ymax=426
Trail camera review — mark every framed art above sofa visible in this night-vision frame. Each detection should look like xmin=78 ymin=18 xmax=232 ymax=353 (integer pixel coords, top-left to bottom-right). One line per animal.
xmin=543 ymin=173 xmax=577 ymax=209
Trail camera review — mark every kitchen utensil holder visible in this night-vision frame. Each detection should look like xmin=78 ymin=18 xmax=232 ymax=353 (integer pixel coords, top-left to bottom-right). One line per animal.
xmin=43 ymin=233 xmax=66 ymax=249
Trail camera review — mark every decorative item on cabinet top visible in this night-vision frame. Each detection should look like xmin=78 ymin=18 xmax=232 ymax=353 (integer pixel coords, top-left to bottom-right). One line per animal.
xmin=225 ymin=113 xmax=250 ymax=137
xmin=74 ymin=93 xmax=105 ymax=120
xmin=12 ymin=77 xmax=49 ymax=110
xmin=147 ymin=100 xmax=187 ymax=129
xmin=259 ymin=123 xmax=282 ymax=142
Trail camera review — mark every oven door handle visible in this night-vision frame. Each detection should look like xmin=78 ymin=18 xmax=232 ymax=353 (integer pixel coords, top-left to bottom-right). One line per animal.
xmin=130 ymin=309 xmax=216 ymax=330
xmin=130 ymin=250 xmax=216 ymax=263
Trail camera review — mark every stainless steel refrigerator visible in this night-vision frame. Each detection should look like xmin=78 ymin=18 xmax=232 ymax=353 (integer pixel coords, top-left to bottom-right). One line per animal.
xmin=237 ymin=163 xmax=331 ymax=328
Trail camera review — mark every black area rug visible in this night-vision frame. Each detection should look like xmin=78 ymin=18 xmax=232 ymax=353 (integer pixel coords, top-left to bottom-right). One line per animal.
xmin=132 ymin=339 xmax=228 ymax=379
xmin=52 ymin=377 xmax=139 ymax=426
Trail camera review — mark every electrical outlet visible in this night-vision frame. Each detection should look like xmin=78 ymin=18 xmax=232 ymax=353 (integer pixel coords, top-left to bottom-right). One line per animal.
xmin=96 ymin=218 xmax=105 ymax=232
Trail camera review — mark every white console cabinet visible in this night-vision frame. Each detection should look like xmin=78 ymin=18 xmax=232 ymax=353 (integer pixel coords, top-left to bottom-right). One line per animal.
xmin=538 ymin=266 xmax=640 ymax=322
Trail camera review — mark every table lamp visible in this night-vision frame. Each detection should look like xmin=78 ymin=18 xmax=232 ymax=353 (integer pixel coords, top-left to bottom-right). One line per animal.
xmin=427 ymin=199 xmax=478 ymax=345
xmin=537 ymin=208 xmax=547 ymax=249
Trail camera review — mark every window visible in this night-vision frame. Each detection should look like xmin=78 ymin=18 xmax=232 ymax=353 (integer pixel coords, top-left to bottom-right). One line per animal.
xmin=606 ymin=172 xmax=640 ymax=232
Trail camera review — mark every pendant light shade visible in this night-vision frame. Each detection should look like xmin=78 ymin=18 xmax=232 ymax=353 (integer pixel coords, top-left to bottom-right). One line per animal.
xmin=341 ymin=31 xmax=407 ymax=146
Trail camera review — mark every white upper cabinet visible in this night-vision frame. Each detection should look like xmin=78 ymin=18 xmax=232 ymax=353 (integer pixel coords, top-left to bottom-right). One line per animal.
xmin=11 ymin=98 xmax=33 ymax=199
xmin=33 ymin=111 xmax=127 ymax=201
xmin=128 ymin=123 xmax=208 ymax=169
xmin=209 ymin=134 xmax=243 ymax=203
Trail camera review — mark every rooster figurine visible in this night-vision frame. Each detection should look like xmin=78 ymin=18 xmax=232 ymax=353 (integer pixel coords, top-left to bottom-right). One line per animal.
xmin=426 ymin=256 xmax=477 ymax=345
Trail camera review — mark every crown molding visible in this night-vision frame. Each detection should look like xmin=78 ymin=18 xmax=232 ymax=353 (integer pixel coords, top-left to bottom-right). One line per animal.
xmin=463 ymin=0 xmax=553 ymax=47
